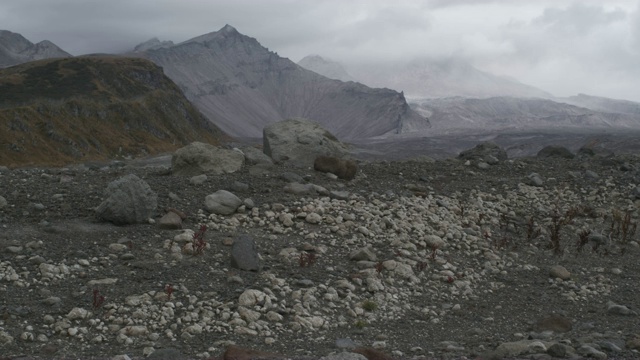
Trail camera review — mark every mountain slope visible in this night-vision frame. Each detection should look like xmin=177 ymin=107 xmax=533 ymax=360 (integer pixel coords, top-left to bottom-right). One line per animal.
xmin=298 ymin=55 xmax=357 ymax=82
xmin=558 ymin=94 xmax=640 ymax=116
xmin=0 ymin=56 xmax=225 ymax=167
xmin=411 ymin=97 xmax=640 ymax=134
xmin=0 ymin=30 xmax=71 ymax=68
xmin=132 ymin=25 xmax=427 ymax=139
xmin=349 ymin=58 xmax=552 ymax=99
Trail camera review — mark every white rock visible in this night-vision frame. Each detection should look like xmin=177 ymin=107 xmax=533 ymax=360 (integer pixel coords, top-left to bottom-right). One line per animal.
xmin=238 ymin=289 xmax=267 ymax=307
xmin=66 ymin=307 xmax=89 ymax=320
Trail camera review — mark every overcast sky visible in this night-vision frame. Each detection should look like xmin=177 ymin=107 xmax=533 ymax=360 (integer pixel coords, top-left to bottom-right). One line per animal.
xmin=2 ymin=0 xmax=639 ymax=101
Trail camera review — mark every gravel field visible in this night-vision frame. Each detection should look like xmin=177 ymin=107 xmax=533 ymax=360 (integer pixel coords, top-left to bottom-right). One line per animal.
xmin=0 ymin=148 xmax=639 ymax=360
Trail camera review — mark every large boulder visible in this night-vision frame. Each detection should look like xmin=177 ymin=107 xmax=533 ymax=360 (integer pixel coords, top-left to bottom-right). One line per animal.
xmin=458 ymin=142 xmax=507 ymax=162
xmin=171 ymin=142 xmax=244 ymax=176
xmin=263 ymin=118 xmax=348 ymax=168
xmin=95 ymin=174 xmax=157 ymax=225
xmin=241 ymin=146 xmax=274 ymax=165
xmin=537 ymin=146 xmax=574 ymax=159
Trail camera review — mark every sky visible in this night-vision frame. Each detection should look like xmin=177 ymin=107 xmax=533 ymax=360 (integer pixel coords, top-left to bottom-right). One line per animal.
xmin=1 ymin=0 xmax=639 ymax=101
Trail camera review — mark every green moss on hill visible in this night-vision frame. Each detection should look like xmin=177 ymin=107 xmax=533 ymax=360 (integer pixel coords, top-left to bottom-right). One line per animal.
xmin=0 ymin=56 xmax=227 ymax=167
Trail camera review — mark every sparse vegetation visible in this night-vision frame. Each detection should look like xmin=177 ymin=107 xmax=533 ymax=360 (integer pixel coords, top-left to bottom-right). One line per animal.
xmin=362 ymin=300 xmax=378 ymax=312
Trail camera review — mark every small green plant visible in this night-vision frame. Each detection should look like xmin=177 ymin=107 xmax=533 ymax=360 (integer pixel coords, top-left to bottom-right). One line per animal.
xmin=362 ymin=300 xmax=378 ymax=312
xmin=354 ymin=319 xmax=368 ymax=329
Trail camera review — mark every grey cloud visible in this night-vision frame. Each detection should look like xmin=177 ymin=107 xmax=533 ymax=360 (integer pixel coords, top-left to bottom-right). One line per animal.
xmin=533 ymin=3 xmax=626 ymax=35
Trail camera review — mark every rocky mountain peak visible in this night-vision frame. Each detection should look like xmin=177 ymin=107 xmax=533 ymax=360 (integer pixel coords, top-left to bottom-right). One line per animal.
xmin=182 ymin=24 xmax=247 ymax=46
xmin=134 ymin=27 xmax=426 ymax=139
xmin=298 ymin=55 xmax=356 ymax=82
xmin=0 ymin=30 xmax=71 ymax=68
xmin=133 ymin=37 xmax=175 ymax=52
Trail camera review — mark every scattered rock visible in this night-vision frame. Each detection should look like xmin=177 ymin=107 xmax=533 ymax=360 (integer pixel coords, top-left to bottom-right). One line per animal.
xmin=189 ymin=174 xmax=207 ymax=185
xmin=242 ymin=146 xmax=274 ymax=165
xmin=549 ymin=265 xmax=571 ymax=280
xmin=95 ymin=174 xmax=157 ymax=225
xmin=607 ymin=301 xmax=637 ymax=316
xmin=172 ymin=142 xmax=244 ymax=176
xmin=458 ymin=142 xmax=507 ymax=163
xmin=535 ymin=314 xmax=572 ymax=333
xmin=205 ymin=190 xmax=242 ymax=215
xmin=527 ymin=173 xmax=545 ymax=187
xmin=158 ymin=211 xmax=182 ymax=229
xmin=537 ymin=146 xmax=575 ymax=159
xmin=314 ymin=156 xmax=358 ymax=180
xmin=263 ymin=118 xmax=348 ymax=168
xmin=349 ymin=247 xmax=377 ymax=262
xmin=231 ymin=235 xmax=260 ymax=271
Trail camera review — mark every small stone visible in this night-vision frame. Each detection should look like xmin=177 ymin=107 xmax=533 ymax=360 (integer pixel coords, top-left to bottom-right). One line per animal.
xmin=87 ymin=278 xmax=118 ymax=286
xmin=607 ymin=301 xmax=637 ymax=315
xmin=145 ymin=347 xmax=186 ymax=359
xmin=535 ymin=314 xmax=572 ymax=333
xmin=305 ymin=212 xmax=322 ymax=224
xmin=547 ymin=343 xmax=568 ymax=358
xmin=577 ymin=345 xmax=607 ymax=359
xmin=189 ymin=174 xmax=207 ymax=185
xmin=158 ymin=212 xmax=182 ymax=229
xmin=626 ymin=336 xmax=640 ymax=350
xmin=231 ymin=181 xmax=249 ymax=192
xmin=549 ymin=265 xmax=570 ymax=280
xmin=349 ymin=247 xmax=377 ymax=262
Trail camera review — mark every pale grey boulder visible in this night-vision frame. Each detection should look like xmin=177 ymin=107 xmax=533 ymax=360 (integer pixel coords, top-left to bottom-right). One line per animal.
xmin=172 ymin=142 xmax=244 ymax=176
xmin=95 ymin=174 xmax=157 ymax=225
xmin=458 ymin=142 xmax=507 ymax=163
xmin=263 ymin=118 xmax=348 ymax=168
xmin=242 ymin=146 xmax=274 ymax=165
xmin=205 ymin=190 xmax=242 ymax=215
xmin=230 ymin=234 xmax=261 ymax=271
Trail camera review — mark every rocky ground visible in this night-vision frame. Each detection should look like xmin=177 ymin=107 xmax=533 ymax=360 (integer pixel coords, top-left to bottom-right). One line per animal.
xmin=1 ymin=147 xmax=640 ymax=360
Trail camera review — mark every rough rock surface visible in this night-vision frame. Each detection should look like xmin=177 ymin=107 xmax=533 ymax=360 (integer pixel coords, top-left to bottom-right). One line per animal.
xmin=230 ymin=235 xmax=261 ymax=271
xmin=458 ymin=141 xmax=507 ymax=162
xmin=537 ymin=145 xmax=575 ymax=159
xmin=172 ymin=142 xmax=244 ymax=176
xmin=1 ymin=148 xmax=640 ymax=359
xmin=204 ymin=190 xmax=242 ymax=215
xmin=263 ymin=118 xmax=349 ymax=168
xmin=94 ymin=174 xmax=157 ymax=225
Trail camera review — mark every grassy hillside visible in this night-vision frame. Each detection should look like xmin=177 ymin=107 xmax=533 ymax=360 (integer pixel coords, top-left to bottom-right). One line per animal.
xmin=0 ymin=56 xmax=226 ymax=167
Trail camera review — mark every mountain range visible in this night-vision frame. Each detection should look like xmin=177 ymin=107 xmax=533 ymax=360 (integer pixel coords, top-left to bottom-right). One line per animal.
xmin=0 ymin=30 xmax=71 ymax=68
xmin=129 ymin=25 xmax=427 ymax=139
xmin=298 ymin=55 xmax=552 ymax=100
xmin=1 ymin=26 xmax=640 ymax=167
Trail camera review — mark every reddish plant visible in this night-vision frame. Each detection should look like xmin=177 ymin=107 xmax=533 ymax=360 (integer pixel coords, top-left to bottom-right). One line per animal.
xmin=415 ymin=261 xmax=428 ymax=273
xmin=165 ymin=284 xmax=175 ymax=301
xmin=429 ymin=244 xmax=440 ymax=260
xmin=192 ymin=225 xmax=208 ymax=255
xmin=92 ymin=289 xmax=105 ymax=309
xmin=446 ymin=276 xmax=455 ymax=284
xmin=298 ymin=252 xmax=317 ymax=267
xmin=374 ymin=261 xmax=384 ymax=274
